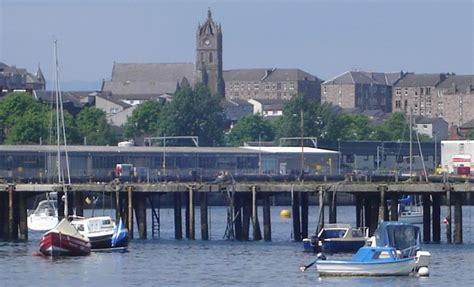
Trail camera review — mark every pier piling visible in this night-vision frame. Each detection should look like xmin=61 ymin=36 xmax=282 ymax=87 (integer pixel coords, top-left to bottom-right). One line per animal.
xmin=200 ymin=190 xmax=209 ymax=240
xmin=242 ymin=193 xmax=251 ymax=240
xmin=127 ymin=186 xmax=134 ymax=239
xmin=454 ymin=193 xmax=463 ymax=244
xmin=355 ymin=194 xmax=363 ymax=227
xmin=188 ymin=186 xmax=195 ymax=240
xmin=135 ymin=193 xmax=147 ymax=239
xmin=389 ymin=193 xmax=398 ymax=221
xmin=329 ymin=189 xmax=337 ymax=224
xmin=300 ymin=192 xmax=309 ymax=238
xmin=432 ymin=194 xmax=441 ymax=243
xmin=446 ymin=187 xmax=452 ymax=243
xmin=422 ymin=194 xmax=431 ymax=243
xmin=18 ymin=193 xmax=27 ymax=240
xmin=292 ymin=189 xmax=301 ymax=241
xmin=262 ymin=194 xmax=271 ymax=241
xmin=251 ymin=186 xmax=262 ymax=241
xmin=173 ymin=192 xmax=182 ymax=240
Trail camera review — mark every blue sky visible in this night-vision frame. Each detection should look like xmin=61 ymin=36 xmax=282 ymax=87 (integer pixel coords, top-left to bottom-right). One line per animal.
xmin=1 ymin=0 xmax=473 ymax=89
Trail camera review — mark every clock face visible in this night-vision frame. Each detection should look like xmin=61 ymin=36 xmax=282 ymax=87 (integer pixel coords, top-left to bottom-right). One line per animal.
xmin=204 ymin=38 xmax=211 ymax=46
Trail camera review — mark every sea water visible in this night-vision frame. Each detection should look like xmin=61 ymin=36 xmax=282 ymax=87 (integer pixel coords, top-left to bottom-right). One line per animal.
xmin=1 ymin=206 xmax=474 ymax=286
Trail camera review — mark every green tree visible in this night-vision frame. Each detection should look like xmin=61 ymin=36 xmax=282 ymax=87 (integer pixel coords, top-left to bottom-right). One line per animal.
xmin=371 ymin=112 xmax=410 ymax=141
xmin=0 ymin=92 xmax=50 ymax=144
xmin=276 ymin=95 xmax=343 ymax=144
xmin=159 ymin=84 xmax=226 ymax=146
xmin=466 ymin=129 xmax=474 ymax=140
xmin=123 ymin=100 xmax=163 ymax=139
xmin=228 ymin=114 xmax=275 ymax=146
xmin=76 ymin=107 xmax=114 ymax=145
xmin=340 ymin=114 xmax=374 ymax=140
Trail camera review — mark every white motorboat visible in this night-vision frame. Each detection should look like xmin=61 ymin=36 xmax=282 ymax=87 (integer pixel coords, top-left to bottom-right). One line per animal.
xmin=28 ymin=196 xmax=58 ymax=231
xmin=71 ymin=216 xmax=129 ymax=250
xmin=315 ymin=246 xmax=416 ymax=276
xmin=399 ymin=195 xmax=423 ymax=224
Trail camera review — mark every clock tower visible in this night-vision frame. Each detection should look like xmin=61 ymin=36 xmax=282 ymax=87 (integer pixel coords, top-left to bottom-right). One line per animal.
xmin=196 ymin=9 xmax=224 ymax=96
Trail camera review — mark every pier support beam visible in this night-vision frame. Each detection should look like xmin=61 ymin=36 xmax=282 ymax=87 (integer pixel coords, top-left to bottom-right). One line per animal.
xmin=135 ymin=193 xmax=147 ymax=239
xmin=127 ymin=186 xmax=134 ymax=240
xmin=200 ymin=190 xmax=209 ymax=240
xmin=262 ymin=194 xmax=271 ymax=241
xmin=8 ymin=185 xmax=15 ymax=240
xmin=242 ymin=194 xmax=251 ymax=241
xmin=251 ymin=186 xmax=262 ymax=241
xmin=446 ymin=187 xmax=452 ymax=244
xmin=422 ymin=194 xmax=431 ymax=243
xmin=454 ymin=193 xmax=463 ymax=244
xmin=300 ymin=192 xmax=309 ymax=238
xmin=292 ymin=190 xmax=301 ymax=241
xmin=389 ymin=193 xmax=399 ymax=221
xmin=174 ymin=192 xmax=182 ymax=240
xmin=432 ymin=194 xmax=441 ymax=243
xmin=234 ymin=194 xmax=243 ymax=241
xmin=187 ymin=186 xmax=195 ymax=240
xmin=378 ymin=186 xmax=386 ymax=223
xmin=19 ymin=193 xmax=27 ymax=240
xmin=328 ymin=190 xmax=337 ymax=224
xmin=73 ymin=191 xmax=84 ymax=217
xmin=316 ymin=187 xmax=325 ymax=235
xmin=355 ymin=194 xmax=363 ymax=227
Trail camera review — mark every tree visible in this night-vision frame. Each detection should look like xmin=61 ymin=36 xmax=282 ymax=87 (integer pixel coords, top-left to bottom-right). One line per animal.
xmin=0 ymin=92 xmax=50 ymax=144
xmin=123 ymin=100 xmax=163 ymax=139
xmin=339 ymin=114 xmax=374 ymax=140
xmin=159 ymin=84 xmax=226 ymax=146
xmin=466 ymin=129 xmax=474 ymax=140
xmin=371 ymin=112 xmax=411 ymax=141
xmin=76 ymin=107 xmax=114 ymax=145
xmin=228 ymin=114 xmax=275 ymax=146
xmin=276 ymin=95 xmax=343 ymax=144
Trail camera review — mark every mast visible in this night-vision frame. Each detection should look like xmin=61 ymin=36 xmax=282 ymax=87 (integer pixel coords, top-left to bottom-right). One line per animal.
xmin=53 ymin=41 xmax=71 ymax=218
xmin=409 ymin=108 xmax=412 ymax=177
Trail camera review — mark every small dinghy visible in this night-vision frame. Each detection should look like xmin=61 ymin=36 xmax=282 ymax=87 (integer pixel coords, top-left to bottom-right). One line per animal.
xmin=39 ymin=218 xmax=91 ymax=256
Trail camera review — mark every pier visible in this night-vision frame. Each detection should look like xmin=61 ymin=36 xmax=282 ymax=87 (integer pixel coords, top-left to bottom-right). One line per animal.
xmin=0 ymin=176 xmax=471 ymax=244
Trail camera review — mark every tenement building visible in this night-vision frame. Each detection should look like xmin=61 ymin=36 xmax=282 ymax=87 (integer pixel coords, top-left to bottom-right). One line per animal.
xmin=224 ymin=68 xmax=321 ymax=102
xmin=392 ymin=73 xmax=474 ymax=127
xmin=321 ymin=71 xmax=404 ymax=113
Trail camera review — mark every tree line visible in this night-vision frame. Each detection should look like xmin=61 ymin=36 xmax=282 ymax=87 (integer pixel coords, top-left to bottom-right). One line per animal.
xmin=1 ymin=86 xmax=437 ymax=146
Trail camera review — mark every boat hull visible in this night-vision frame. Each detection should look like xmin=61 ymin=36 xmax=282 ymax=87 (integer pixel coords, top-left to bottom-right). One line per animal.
xmin=89 ymin=233 xmax=129 ymax=250
xmin=28 ymin=215 xmax=58 ymax=231
xmin=39 ymin=232 xmax=91 ymax=256
xmin=316 ymin=258 xmax=416 ymax=276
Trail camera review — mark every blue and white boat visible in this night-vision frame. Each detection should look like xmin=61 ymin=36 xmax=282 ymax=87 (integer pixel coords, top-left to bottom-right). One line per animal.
xmin=303 ymin=224 xmax=369 ymax=253
xmin=369 ymin=221 xmax=430 ymax=273
xmin=315 ymin=246 xmax=416 ymax=276
xmin=71 ymin=216 xmax=129 ymax=251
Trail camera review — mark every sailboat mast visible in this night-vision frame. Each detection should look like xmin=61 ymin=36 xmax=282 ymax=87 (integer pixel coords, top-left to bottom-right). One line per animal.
xmin=409 ymin=108 xmax=412 ymax=177
xmin=53 ymin=41 xmax=70 ymax=218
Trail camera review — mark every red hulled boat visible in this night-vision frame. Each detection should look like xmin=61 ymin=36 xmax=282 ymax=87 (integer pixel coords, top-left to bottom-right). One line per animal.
xmin=39 ymin=218 xmax=91 ymax=256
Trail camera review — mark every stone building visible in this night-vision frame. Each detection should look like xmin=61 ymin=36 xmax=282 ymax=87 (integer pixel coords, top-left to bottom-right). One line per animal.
xmin=0 ymin=62 xmax=45 ymax=96
xmin=321 ymin=71 xmax=403 ymax=113
xmin=435 ymin=75 xmax=474 ymax=127
xmin=392 ymin=73 xmax=447 ymax=117
xmin=224 ymin=68 xmax=321 ymax=102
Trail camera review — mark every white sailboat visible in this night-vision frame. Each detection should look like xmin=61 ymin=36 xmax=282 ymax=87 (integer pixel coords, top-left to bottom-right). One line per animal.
xmin=27 ymin=192 xmax=58 ymax=231
xmin=39 ymin=41 xmax=91 ymax=256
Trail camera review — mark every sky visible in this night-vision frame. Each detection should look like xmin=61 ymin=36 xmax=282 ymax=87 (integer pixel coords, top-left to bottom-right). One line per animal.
xmin=1 ymin=0 xmax=473 ymax=90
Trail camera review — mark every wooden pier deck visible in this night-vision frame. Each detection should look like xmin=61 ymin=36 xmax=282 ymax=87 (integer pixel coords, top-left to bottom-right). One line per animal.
xmin=0 ymin=177 xmax=471 ymax=244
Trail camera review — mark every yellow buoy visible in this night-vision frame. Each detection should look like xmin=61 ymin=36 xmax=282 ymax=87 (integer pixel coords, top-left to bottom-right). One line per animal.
xmin=280 ymin=208 xmax=291 ymax=219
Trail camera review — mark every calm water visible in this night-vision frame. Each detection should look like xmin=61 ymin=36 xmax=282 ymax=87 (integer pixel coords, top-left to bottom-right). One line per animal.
xmin=2 ymin=206 xmax=474 ymax=286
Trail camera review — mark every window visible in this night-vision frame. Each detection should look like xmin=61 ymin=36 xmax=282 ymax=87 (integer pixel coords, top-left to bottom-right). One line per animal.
xmin=323 ymin=86 xmax=327 ymax=94
xmin=396 ymin=88 xmax=401 ymax=95
xmin=277 ymin=82 xmax=282 ymax=90
xmin=426 ymin=87 xmax=431 ymax=95
xmin=423 ymin=124 xmax=428 ymax=129
xmin=290 ymin=83 xmax=295 ymax=90
xmin=254 ymin=82 xmax=259 ymax=90
xmin=395 ymin=100 xmax=401 ymax=108
xmin=346 ymin=154 xmax=354 ymax=163
xmin=209 ymin=52 xmax=213 ymax=63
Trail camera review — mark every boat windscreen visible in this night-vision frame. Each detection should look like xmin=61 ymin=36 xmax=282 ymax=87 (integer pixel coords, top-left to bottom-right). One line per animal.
xmin=374 ymin=222 xmax=421 ymax=251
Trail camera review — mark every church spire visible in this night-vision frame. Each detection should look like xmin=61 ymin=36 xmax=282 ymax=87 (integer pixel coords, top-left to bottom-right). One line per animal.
xmin=207 ymin=8 xmax=212 ymax=20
